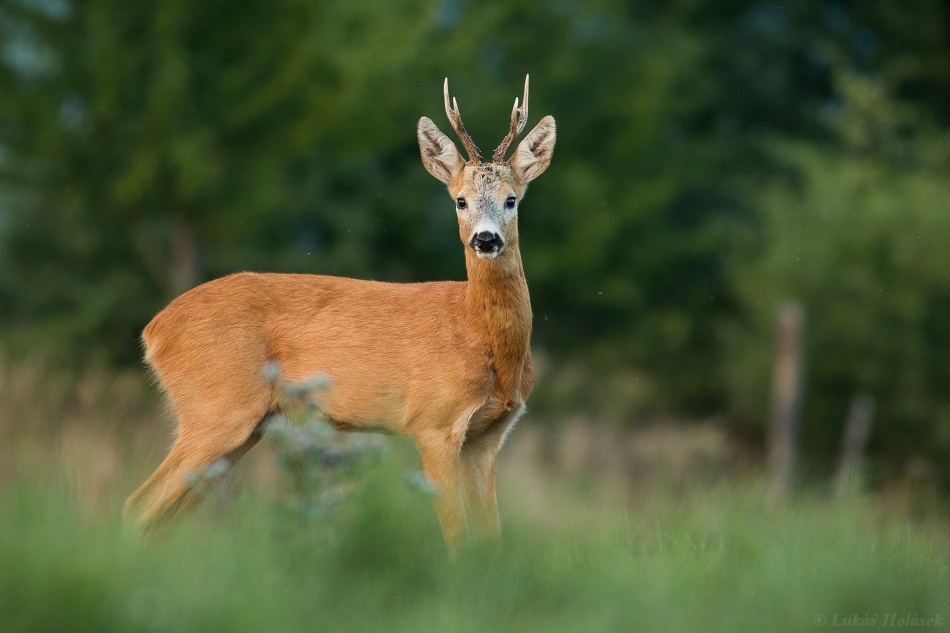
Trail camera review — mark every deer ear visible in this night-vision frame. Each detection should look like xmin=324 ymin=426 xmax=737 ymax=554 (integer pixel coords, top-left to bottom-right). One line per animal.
xmin=512 ymin=116 xmax=556 ymax=183
xmin=418 ymin=117 xmax=465 ymax=185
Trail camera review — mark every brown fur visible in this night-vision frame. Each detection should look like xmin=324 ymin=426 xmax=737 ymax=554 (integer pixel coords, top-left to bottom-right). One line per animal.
xmin=124 ymin=86 xmax=556 ymax=553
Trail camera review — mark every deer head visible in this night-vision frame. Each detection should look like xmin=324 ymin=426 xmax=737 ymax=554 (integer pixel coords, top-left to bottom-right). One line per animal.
xmin=417 ymin=76 xmax=556 ymax=260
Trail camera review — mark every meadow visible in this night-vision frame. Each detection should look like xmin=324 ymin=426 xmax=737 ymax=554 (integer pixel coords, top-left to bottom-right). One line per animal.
xmin=1 ymin=360 xmax=947 ymax=632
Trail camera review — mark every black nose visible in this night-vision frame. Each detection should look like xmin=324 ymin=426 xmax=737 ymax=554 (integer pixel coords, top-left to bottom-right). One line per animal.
xmin=470 ymin=231 xmax=504 ymax=253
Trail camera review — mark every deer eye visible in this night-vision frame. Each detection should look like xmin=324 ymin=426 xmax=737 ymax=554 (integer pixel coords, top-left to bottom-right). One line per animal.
xmin=456 ymin=198 xmax=467 ymax=210
xmin=505 ymin=196 xmax=516 ymax=209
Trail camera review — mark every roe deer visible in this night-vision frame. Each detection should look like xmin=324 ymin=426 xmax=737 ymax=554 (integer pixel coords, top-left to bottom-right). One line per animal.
xmin=124 ymin=76 xmax=556 ymax=552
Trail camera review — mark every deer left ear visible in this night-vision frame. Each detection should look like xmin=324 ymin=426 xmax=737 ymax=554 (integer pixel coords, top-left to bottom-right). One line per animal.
xmin=512 ymin=116 xmax=556 ymax=183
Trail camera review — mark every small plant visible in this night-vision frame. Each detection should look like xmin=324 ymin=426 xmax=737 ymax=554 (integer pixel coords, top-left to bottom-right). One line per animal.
xmin=181 ymin=362 xmax=436 ymax=541
xmin=258 ymin=362 xmax=385 ymax=537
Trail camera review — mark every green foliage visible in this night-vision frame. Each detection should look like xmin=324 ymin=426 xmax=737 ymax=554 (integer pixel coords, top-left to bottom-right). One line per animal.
xmin=727 ymin=67 xmax=950 ymax=480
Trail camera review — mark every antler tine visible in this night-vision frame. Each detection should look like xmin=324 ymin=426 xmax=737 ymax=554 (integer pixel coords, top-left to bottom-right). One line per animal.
xmin=443 ymin=78 xmax=482 ymax=163
xmin=492 ymin=75 xmax=530 ymax=164
xmin=517 ymin=74 xmax=530 ymax=134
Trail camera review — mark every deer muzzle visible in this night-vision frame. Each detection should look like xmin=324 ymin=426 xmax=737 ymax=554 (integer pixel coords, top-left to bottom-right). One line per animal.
xmin=470 ymin=231 xmax=505 ymax=257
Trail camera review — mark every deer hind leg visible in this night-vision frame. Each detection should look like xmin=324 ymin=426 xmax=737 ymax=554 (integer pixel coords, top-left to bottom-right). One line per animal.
xmin=123 ymin=384 xmax=272 ymax=532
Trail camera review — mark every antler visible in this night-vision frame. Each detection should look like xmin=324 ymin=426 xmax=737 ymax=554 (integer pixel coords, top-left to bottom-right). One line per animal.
xmin=444 ymin=78 xmax=482 ymax=164
xmin=492 ymin=75 xmax=529 ymax=164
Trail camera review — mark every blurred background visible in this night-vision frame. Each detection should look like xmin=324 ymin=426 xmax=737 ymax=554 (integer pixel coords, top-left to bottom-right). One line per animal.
xmin=3 ymin=0 xmax=949 ymax=492
xmin=1 ymin=1 xmax=950 ymax=629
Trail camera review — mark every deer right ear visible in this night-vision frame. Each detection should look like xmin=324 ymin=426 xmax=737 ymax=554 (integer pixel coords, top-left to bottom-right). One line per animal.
xmin=418 ymin=117 xmax=466 ymax=185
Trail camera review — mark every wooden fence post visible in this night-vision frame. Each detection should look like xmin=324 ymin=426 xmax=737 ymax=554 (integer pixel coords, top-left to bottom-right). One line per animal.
xmin=768 ymin=302 xmax=804 ymax=503
xmin=835 ymin=393 xmax=875 ymax=500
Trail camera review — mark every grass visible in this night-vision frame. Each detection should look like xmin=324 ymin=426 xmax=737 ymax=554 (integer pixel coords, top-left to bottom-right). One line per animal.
xmin=1 ymin=463 xmax=948 ymax=633
xmin=1 ymin=359 xmax=947 ymax=632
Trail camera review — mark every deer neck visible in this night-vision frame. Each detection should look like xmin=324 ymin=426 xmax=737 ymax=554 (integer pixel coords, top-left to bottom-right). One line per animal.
xmin=464 ymin=243 xmax=532 ymax=401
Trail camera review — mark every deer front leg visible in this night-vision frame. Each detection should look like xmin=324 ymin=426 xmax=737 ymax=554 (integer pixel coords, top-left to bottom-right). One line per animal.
xmin=460 ymin=440 xmax=501 ymax=542
xmin=415 ymin=431 xmax=467 ymax=554
xmin=459 ymin=403 xmax=524 ymax=542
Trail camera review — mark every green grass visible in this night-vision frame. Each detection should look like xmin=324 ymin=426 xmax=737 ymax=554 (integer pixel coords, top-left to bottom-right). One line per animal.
xmin=1 ymin=462 xmax=947 ymax=633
